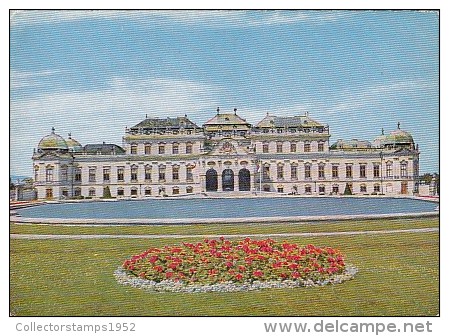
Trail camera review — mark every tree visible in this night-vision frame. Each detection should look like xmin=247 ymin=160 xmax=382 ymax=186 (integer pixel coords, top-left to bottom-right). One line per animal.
xmin=343 ymin=183 xmax=352 ymax=195
xmin=103 ymin=186 xmax=112 ymax=199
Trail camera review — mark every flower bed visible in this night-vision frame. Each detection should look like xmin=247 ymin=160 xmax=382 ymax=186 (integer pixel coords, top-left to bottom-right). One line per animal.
xmin=116 ymin=238 xmax=358 ymax=293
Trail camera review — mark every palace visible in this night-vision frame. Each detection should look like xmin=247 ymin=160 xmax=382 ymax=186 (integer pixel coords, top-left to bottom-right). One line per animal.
xmin=32 ymin=108 xmax=420 ymax=200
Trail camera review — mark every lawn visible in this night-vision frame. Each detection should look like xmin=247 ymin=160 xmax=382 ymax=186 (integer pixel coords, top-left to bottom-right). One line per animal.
xmin=10 ymin=218 xmax=439 ymax=316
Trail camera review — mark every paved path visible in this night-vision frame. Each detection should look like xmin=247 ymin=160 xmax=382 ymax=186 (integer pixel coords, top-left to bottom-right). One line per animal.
xmin=10 ymin=227 xmax=438 ymax=240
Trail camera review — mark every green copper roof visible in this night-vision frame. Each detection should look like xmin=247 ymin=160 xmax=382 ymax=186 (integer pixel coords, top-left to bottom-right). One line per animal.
xmin=384 ymin=129 xmax=414 ymax=144
xmin=38 ymin=128 xmax=68 ymax=150
xmin=66 ymin=134 xmax=83 ymax=151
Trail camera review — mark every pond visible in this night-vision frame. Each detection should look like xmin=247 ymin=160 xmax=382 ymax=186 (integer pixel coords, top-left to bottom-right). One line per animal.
xmin=16 ymin=197 xmax=437 ymax=221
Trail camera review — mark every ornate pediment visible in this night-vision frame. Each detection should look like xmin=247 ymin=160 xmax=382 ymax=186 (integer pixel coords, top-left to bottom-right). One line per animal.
xmin=208 ymin=139 xmax=251 ymax=156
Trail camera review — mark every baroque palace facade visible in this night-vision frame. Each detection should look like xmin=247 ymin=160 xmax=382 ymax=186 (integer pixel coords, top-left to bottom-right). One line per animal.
xmin=32 ymin=108 xmax=420 ymax=200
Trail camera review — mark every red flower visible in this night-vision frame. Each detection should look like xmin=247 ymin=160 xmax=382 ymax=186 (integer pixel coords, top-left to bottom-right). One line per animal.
xmin=165 ymin=271 xmax=174 ymax=279
xmin=291 ymin=271 xmax=300 ymax=279
xmin=235 ymin=273 xmax=243 ymax=281
xmin=148 ymin=255 xmax=158 ymax=263
xmin=253 ymin=270 xmax=263 ymax=277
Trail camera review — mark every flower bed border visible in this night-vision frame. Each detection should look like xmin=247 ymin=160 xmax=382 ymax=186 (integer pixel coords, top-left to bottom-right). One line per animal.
xmin=114 ymin=265 xmax=358 ymax=293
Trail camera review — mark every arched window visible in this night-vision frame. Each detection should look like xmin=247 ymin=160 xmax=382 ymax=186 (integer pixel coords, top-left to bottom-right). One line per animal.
xmin=172 ymin=165 xmax=180 ymax=181
xmin=305 ymin=184 xmax=312 ymax=194
xmin=172 ymin=186 xmax=180 ymax=195
xmin=117 ymin=187 xmax=124 ymax=197
xmin=144 ymin=187 xmax=152 ymax=196
xmin=318 ymin=184 xmax=325 ymax=194
xmin=186 ymin=186 xmax=193 ymax=194
xmin=304 ymin=163 xmax=311 ymax=179
xmin=291 ymin=163 xmax=298 ymax=180
xmin=318 ymin=163 xmax=325 ymax=179
xmin=360 ymin=184 xmax=367 ymax=193
xmin=158 ymin=165 xmax=166 ymax=181
xmin=186 ymin=142 xmax=193 ymax=154
xmin=145 ymin=165 xmax=152 ymax=181
xmin=172 ymin=142 xmax=179 ymax=154
xmin=131 ymin=187 xmax=138 ymax=196
xmin=131 ymin=165 xmax=138 ymax=181
xmin=88 ymin=188 xmax=96 ymax=197
xmin=277 ymin=164 xmax=284 ymax=179
xmin=74 ymin=187 xmax=81 ymax=197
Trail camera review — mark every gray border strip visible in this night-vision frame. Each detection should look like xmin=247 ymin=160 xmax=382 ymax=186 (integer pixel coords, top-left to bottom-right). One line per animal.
xmin=10 ymin=211 xmax=439 ymax=225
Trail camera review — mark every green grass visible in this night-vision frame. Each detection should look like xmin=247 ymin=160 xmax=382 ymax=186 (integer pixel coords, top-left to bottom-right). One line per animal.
xmin=11 ymin=217 xmax=438 ymax=236
xmin=10 ymin=218 xmax=439 ymax=316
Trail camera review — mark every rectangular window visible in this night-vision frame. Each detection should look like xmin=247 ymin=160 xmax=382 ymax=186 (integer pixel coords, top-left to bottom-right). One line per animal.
xmin=61 ymin=167 xmax=68 ymax=182
xmin=144 ymin=144 xmax=151 ymax=155
xmin=74 ymin=168 xmax=82 ymax=182
xmin=305 ymin=164 xmax=311 ymax=179
xmin=89 ymin=167 xmax=96 ymax=182
xmin=360 ymin=185 xmax=367 ymax=193
xmin=145 ymin=166 xmax=152 ymax=181
xmin=277 ymin=187 xmax=284 ymax=193
xmin=103 ymin=167 xmax=110 ymax=182
xmin=386 ymin=163 xmax=393 ymax=177
xmin=186 ymin=143 xmax=193 ymax=154
xmin=172 ymin=166 xmax=180 ymax=181
xmin=332 ymin=185 xmax=339 ymax=194
xmin=186 ymin=167 xmax=193 ymax=182
xmin=373 ymin=164 xmax=380 ymax=178
xmin=304 ymin=143 xmax=311 ymax=152
xmin=131 ymin=145 xmax=137 ymax=155
xmin=277 ymin=165 xmax=284 ymax=179
xmin=290 ymin=143 xmax=297 ymax=153
xmin=262 ymin=143 xmax=269 ymax=153
xmin=374 ymin=185 xmax=381 ymax=192
xmin=172 ymin=188 xmax=180 ymax=195
xmin=117 ymin=167 xmax=124 ymax=182
xmin=318 ymin=165 xmax=325 ymax=179
xmin=332 ymin=165 xmax=339 ymax=178
xmin=401 ymin=162 xmax=408 ymax=178
xmin=319 ymin=185 xmax=325 ymax=194
xmin=117 ymin=189 xmax=124 ymax=196
xmin=159 ymin=166 xmax=166 ymax=181
xmin=291 ymin=165 xmax=297 ymax=179
xmin=346 ymin=165 xmax=353 ymax=178
xmin=159 ymin=144 xmax=165 ymax=154
xmin=46 ymin=168 xmax=53 ymax=182
xmin=305 ymin=185 xmax=312 ymax=194
xmin=145 ymin=188 xmax=152 ymax=196
xmin=172 ymin=143 xmax=179 ymax=154
xmin=318 ymin=142 xmax=324 ymax=152
xmin=45 ymin=188 xmax=53 ymax=198
xmin=131 ymin=166 xmax=138 ymax=181
xmin=359 ymin=165 xmax=366 ymax=178
xmin=276 ymin=142 xmax=283 ymax=153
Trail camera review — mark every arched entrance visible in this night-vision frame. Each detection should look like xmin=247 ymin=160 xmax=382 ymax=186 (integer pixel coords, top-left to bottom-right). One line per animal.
xmin=222 ymin=169 xmax=234 ymax=191
xmin=238 ymin=168 xmax=251 ymax=191
xmin=206 ymin=168 xmax=218 ymax=191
